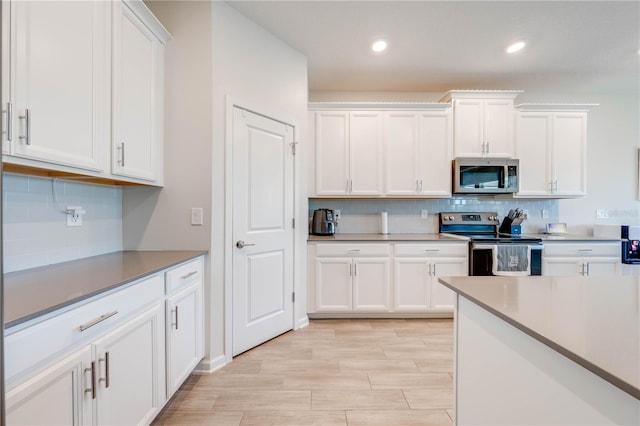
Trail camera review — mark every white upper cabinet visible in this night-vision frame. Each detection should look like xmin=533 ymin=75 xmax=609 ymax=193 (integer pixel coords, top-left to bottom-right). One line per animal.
xmin=314 ymin=111 xmax=383 ymax=196
xmin=112 ymin=1 xmax=169 ymax=184
xmin=1 ymin=0 xmax=170 ymax=185
xmin=441 ymin=90 xmax=521 ymax=158
xmin=515 ymin=104 xmax=595 ymax=198
xmin=384 ymin=108 xmax=452 ymax=197
xmin=10 ymin=1 xmax=109 ymax=171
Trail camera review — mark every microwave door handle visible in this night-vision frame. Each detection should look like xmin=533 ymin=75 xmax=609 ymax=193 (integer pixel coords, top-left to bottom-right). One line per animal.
xmin=503 ymin=166 xmax=508 ymax=189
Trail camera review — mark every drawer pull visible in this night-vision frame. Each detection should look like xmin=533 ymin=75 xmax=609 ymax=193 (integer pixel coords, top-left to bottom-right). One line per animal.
xmin=85 ymin=362 xmax=96 ymax=399
xmin=578 ymin=249 xmax=593 ymax=252
xmin=347 ymin=249 xmax=361 ymax=252
xmin=424 ymin=249 xmax=440 ymax=252
xmin=180 ymin=270 xmax=198 ymax=280
xmin=79 ymin=311 xmax=118 ymax=332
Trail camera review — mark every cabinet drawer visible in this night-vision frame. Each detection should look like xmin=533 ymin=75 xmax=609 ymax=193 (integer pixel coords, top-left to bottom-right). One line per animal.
xmin=394 ymin=243 xmax=468 ymax=257
xmin=166 ymin=257 xmax=203 ymax=294
xmin=543 ymin=242 xmax=620 ymax=257
xmin=5 ymin=274 xmax=164 ymax=384
xmin=315 ymin=243 xmax=390 ymax=257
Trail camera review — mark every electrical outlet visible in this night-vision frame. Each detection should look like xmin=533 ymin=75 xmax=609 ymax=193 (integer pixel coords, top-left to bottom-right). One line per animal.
xmin=421 ymin=209 xmax=429 ymax=219
xmin=191 ymin=207 xmax=203 ymax=226
xmin=66 ymin=205 xmax=84 ymax=227
xmin=596 ymin=209 xmax=609 ymax=219
xmin=541 ymin=209 xmax=549 ymax=219
xmin=334 ymin=210 xmax=341 ymax=220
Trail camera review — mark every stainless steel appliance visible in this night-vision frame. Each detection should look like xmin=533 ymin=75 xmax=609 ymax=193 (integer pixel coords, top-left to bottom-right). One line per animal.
xmin=311 ymin=209 xmax=336 ymax=236
xmin=622 ymin=225 xmax=640 ymax=264
xmin=440 ymin=212 xmax=543 ymax=276
xmin=453 ymin=158 xmax=519 ymax=194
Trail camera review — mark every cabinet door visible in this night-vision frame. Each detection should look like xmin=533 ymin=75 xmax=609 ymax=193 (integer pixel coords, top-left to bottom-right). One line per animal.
xmin=384 ymin=112 xmax=420 ymax=196
xmin=315 ymin=112 xmax=349 ymax=195
xmin=315 ymin=257 xmax=352 ymax=311
xmin=349 ymin=112 xmax=383 ymax=195
xmin=13 ymin=1 xmax=107 ymax=171
xmin=353 ymin=257 xmax=391 ymax=311
xmin=431 ymin=257 xmax=467 ymax=310
xmin=552 ymin=113 xmax=587 ymax=196
xmin=482 ymin=99 xmax=514 ymax=157
xmin=6 ymin=346 xmax=93 ymax=426
xmin=453 ymin=99 xmax=483 ymax=157
xmin=111 ymin=1 xmax=162 ymax=182
xmin=394 ymin=258 xmax=430 ymax=310
xmin=166 ymin=283 xmax=203 ymax=397
xmin=93 ymin=304 xmax=165 ymax=426
xmin=515 ymin=112 xmax=553 ymax=196
xmin=542 ymin=257 xmax=583 ymax=276
xmin=418 ymin=111 xmax=453 ymax=196
xmin=585 ymin=258 xmax=621 ymax=276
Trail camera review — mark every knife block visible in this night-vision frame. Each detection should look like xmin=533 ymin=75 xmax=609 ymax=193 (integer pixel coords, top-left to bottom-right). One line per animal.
xmin=499 ymin=217 xmax=522 ymax=235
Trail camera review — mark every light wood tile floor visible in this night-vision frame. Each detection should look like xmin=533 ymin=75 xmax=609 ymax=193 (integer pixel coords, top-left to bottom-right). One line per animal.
xmin=153 ymin=319 xmax=454 ymax=425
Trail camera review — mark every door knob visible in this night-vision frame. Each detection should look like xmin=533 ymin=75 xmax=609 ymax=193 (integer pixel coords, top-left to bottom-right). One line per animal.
xmin=236 ymin=240 xmax=255 ymax=249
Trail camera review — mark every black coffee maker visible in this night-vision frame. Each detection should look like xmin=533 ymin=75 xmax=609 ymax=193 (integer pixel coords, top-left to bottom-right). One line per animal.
xmin=311 ymin=209 xmax=336 ymax=235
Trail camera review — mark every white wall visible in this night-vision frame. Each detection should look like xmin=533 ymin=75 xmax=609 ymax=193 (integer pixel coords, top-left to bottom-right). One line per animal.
xmin=211 ymin=1 xmax=308 ymax=366
xmin=3 ymin=174 xmax=122 ymax=272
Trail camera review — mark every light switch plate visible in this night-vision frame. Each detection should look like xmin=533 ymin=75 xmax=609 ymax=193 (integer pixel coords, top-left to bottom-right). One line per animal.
xmin=191 ymin=207 xmax=203 ymax=226
xmin=421 ymin=209 xmax=429 ymax=219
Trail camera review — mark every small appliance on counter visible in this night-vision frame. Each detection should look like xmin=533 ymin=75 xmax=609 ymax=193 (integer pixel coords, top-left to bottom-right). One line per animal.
xmin=498 ymin=208 xmax=525 ymax=234
xmin=621 ymin=225 xmax=640 ymax=264
xmin=311 ymin=209 xmax=336 ymax=236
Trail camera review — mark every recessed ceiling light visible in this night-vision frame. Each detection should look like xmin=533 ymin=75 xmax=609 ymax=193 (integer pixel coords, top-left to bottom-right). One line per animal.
xmin=371 ymin=39 xmax=388 ymax=53
xmin=506 ymin=40 xmax=526 ymax=54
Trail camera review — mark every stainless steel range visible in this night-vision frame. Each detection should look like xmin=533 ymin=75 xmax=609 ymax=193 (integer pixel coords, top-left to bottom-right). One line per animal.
xmin=439 ymin=212 xmax=543 ymax=276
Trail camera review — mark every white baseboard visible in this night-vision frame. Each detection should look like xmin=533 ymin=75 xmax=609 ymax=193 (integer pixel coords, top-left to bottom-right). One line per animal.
xmin=193 ymin=354 xmax=227 ymax=374
xmin=296 ymin=315 xmax=310 ymax=329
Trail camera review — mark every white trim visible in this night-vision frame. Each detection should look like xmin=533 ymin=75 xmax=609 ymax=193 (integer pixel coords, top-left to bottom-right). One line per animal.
xmin=515 ymin=103 xmax=599 ymax=112
xmin=440 ymin=90 xmax=524 ymax=102
xmin=122 ymin=0 xmax=172 ymax=44
xmin=224 ymin=96 xmax=301 ymax=361
xmin=193 ymin=354 xmax=227 ymax=374
xmin=308 ymin=102 xmax=451 ymax=111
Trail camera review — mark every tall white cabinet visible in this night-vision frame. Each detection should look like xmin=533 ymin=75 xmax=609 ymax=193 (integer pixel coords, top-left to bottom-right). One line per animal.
xmin=111 ymin=1 xmax=169 ymax=183
xmin=1 ymin=0 xmax=170 ymax=185
xmin=8 ymin=0 xmax=109 ymax=171
xmin=515 ymin=104 xmax=595 ymax=197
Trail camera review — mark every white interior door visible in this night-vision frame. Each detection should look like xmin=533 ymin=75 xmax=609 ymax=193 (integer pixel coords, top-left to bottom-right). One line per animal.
xmin=232 ymin=107 xmax=294 ymax=356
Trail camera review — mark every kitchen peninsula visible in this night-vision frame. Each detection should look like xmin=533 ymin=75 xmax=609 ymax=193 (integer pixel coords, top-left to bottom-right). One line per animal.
xmin=439 ymin=275 xmax=639 ymax=425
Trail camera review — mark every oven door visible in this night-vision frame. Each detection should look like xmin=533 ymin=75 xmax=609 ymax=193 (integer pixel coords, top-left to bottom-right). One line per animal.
xmin=470 ymin=243 xmax=542 ymax=276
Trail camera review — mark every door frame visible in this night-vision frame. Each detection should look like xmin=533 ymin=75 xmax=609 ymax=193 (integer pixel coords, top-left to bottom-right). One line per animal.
xmin=223 ymin=96 xmax=306 ymax=363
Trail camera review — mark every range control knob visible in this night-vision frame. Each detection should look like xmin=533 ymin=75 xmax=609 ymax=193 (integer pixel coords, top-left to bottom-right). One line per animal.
xmin=448 ymin=215 xmax=454 ymax=221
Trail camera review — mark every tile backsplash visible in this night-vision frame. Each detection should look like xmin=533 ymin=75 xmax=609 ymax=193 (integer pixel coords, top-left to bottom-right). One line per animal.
xmin=309 ymin=197 xmax=559 ymax=235
xmin=3 ymin=173 xmax=123 ymax=272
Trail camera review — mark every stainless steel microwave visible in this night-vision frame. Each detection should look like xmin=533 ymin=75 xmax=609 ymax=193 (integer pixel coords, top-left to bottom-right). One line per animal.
xmin=453 ymin=158 xmax=519 ymax=194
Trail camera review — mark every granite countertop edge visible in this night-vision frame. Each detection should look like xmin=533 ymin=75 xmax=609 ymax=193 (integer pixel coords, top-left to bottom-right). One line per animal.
xmin=438 ymin=276 xmax=640 ymax=400
xmin=4 ymin=250 xmax=208 ymax=330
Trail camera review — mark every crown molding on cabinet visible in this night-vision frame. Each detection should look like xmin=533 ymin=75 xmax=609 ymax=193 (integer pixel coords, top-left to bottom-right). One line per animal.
xmin=123 ymin=0 xmax=172 ymax=44
xmin=515 ymin=103 xmax=599 ymax=112
xmin=308 ymin=102 xmax=451 ymax=111
xmin=440 ymin=90 xmax=524 ymax=102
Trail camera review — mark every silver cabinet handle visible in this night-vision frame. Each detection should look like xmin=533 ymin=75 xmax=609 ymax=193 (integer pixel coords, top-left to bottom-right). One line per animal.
xmin=99 ymin=352 xmax=110 ymax=388
xmin=3 ymin=102 xmax=12 ymax=141
xmin=347 ymin=249 xmax=361 ymax=252
xmin=172 ymin=306 xmax=179 ymax=330
xmin=578 ymin=249 xmax=593 ymax=252
xmin=349 ymin=263 xmax=352 ymax=276
xmin=350 ymin=180 xmax=353 ymax=193
xmin=85 ymin=362 xmax=96 ymax=399
xmin=180 ymin=270 xmax=198 ymax=280
xmin=118 ymin=143 xmax=125 ymax=166
xmin=236 ymin=240 xmax=255 ymax=249
xmin=424 ymin=249 xmax=440 ymax=252
xmin=79 ymin=311 xmax=118 ymax=332
xmin=416 ymin=180 xmax=420 ymax=193
xmin=19 ymin=108 xmax=30 ymax=145
xmin=585 ymin=262 xmax=590 ymax=276
xmin=419 ymin=180 xmax=423 ymax=193
xmin=432 ymin=264 xmax=436 ymax=276
xmin=354 ymin=262 xmax=357 ymax=276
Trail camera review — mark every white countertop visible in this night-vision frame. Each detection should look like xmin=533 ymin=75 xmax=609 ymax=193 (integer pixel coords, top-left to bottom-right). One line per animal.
xmin=438 ymin=275 xmax=639 ymax=399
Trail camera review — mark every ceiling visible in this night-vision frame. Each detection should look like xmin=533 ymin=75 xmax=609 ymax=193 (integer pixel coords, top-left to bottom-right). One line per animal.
xmin=227 ymin=1 xmax=640 ymax=95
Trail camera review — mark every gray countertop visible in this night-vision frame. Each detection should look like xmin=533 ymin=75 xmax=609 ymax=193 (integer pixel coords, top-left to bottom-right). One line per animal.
xmin=4 ymin=250 xmax=207 ymax=329
xmin=308 ymin=233 xmax=621 ymax=242
xmin=308 ymin=233 xmax=467 ymax=242
xmin=438 ymin=275 xmax=639 ymax=399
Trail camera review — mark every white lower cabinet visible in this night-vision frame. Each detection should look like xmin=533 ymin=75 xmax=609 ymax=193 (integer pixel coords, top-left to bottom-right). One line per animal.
xmin=308 ymin=242 xmax=468 ymax=314
xmin=6 ymin=346 xmax=94 ymax=426
xmin=542 ymin=242 xmax=621 ymax=276
xmin=5 ymin=255 xmax=205 ymax=426
xmin=394 ymin=243 xmax=468 ymax=312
